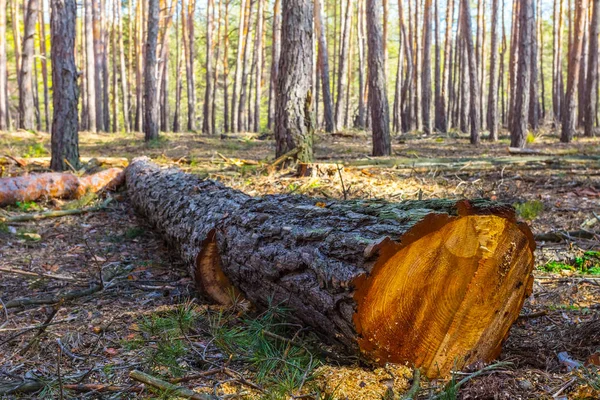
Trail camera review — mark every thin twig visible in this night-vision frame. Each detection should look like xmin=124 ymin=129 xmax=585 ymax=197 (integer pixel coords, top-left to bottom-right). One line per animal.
xmin=0 ymin=267 xmax=81 ymax=282
xmin=129 ymin=369 xmax=215 ymax=400
xmin=0 ymin=198 xmax=112 ymax=223
xmin=401 ymin=368 xmax=421 ymax=400
xmin=57 ymin=341 xmax=64 ymax=400
xmin=19 ymin=304 xmax=61 ymax=355
xmin=336 ymin=164 xmax=348 ymax=200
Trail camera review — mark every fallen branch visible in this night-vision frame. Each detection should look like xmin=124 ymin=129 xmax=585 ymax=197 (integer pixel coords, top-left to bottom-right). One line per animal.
xmin=19 ymin=305 xmax=61 ymax=355
xmin=169 ymin=368 xmax=224 ymax=384
xmin=0 ymin=169 xmax=124 ymax=207
xmin=0 ymin=266 xmax=81 ymax=282
xmin=265 ymin=147 xmax=300 ymax=172
xmin=401 ymin=368 xmax=421 ymax=400
xmin=0 ymin=198 xmax=113 ymax=223
xmin=1 ymin=264 xmax=132 ymax=310
xmin=534 ymin=230 xmax=597 ymax=242
xmin=63 ymin=384 xmax=144 ymax=394
xmin=0 ymin=380 xmax=44 ymax=396
xmin=129 ymin=370 xmax=215 ymax=400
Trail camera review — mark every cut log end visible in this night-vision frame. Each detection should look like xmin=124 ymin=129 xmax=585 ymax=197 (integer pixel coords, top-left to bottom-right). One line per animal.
xmin=352 ymin=214 xmax=535 ymax=378
xmin=195 ymin=231 xmax=242 ymax=306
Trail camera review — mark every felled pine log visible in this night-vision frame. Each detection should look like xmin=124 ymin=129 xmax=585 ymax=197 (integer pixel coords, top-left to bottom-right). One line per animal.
xmin=0 ymin=168 xmax=124 ymax=206
xmin=126 ymin=157 xmax=535 ymax=378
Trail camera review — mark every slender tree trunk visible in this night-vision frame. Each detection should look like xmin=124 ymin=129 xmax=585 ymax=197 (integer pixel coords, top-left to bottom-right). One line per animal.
xmin=422 ymin=0 xmax=433 ymax=135
xmin=440 ymin=0 xmax=454 ymax=132
xmin=238 ymin=0 xmax=253 ymax=132
xmin=487 ymin=0 xmax=500 ymax=140
xmin=134 ymin=0 xmax=143 ymax=131
xmin=253 ymin=0 xmax=264 ymax=133
xmin=357 ymin=0 xmax=367 ymax=129
xmin=538 ymin=0 xmax=546 ymax=119
xmin=553 ymin=0 xmax=564 ymax=122
xmin=561 ymin=0 xmax=589 ymax=142
xmin=203 ymin=0 xmax=214 ymax=134
xmin=578 ymin=12 xmax=589 ymax=128
xmin=315 ymin=0 xmax=335 ymax=132
xmin=267 ymin=0 xmax=280 ymax=130
xmin=344 ymin=10 xmax=354 ymax=129
xmin=144 ymin=0 xmax=159 ymax=141
xmin=414 ymin=0 xmax=422 ymax=130
xmin=173 ymin=3 xmax=183 ymax=132
xmin=184 ymin=0 xmax=196 ymax=131
xmin=117 ymin=0 xmax=130 ymax=132
xmin=38 ymin=0 xmax=50 ymax=132
xmin=231 ymin=0 xmax=247 ymax=132
xmin=511 ymin=0 xmax=534 ymax=147
xmin=33 ymin=42 xmax=41 ymax=131
xmin=367 ymin=0 xmax=391 ymax=155
xmin=529 ymin=0 xmax=539 ymax=131
xmin=112 ymin=0 xmax=119 ymax=132
xmin=0 ymin=0 xmax=7 ymax=130
xmin=102 ymin=0 xmax=110 ymax=132
xmin=475 ymin=0 xmax=484 ymax=128
xmin=585 ymin=0 xmax=599 ymax=136
xmin=12 ymin=0 xmax=22 ymax=101
xmin=500 ymin=0 xmax=507 ymax=125
xmin=128 ymin=0 xmax=134 ymax=128
xmin=461 ymin=0 xmax=480 ymax=144
xmin=335 ymin=0 xmax=352 ymax=130
xmin=393 ymin=14 xmax=404 ymax=133
xmin=274 ymin=0 xmax=314 ymax=162
xmin=433 ymin=0 xmax=442 ymax=132
xmin=222 ymin=0 xmax=230 ymax=132
xmin=92 ymin=0 xmax=104 ymax=130
xmin=50 ymin=0 xmax=79 ymax=171
xmin=19 ymin=0 xmax=38 ymax=130
xmin=212 ymin=0 xmax=222 ymax=134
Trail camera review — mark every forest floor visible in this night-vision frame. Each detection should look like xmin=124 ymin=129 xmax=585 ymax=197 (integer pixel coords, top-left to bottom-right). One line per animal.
xmin=0 ymin=128 xmax=599 ymax=399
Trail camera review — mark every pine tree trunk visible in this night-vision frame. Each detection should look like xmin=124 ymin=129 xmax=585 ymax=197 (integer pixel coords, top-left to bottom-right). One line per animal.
xmin=222 ymin=0 xmax=229 ymax=133
xmin=585 ymin=0 xmax=599 ymax=136
xmin=253 ymin=0 xmax=263 ymax=133
xmin=211 ymin=0 xmax=222 ymax=135
xmin=413 ymin=0 xmax=422 ymax=130
xmin=267 ymin=0 xmax=280 ymax=130
xmin=0 ymin=0 xmax=8 ymax=130
xmin=553 ymin=0 xmax=564 ymax=121
xmin=50 ymin=0 xmax=80 ymax=172
xmin=529 ymin=0 xmax=539 ymax=131
xmin=126 ymin=157 xmax=536 ymax=379
xmin=440 ymin=0 xmax=454 ymax=132
xmin=231 ymin=0 xmax=247 ymax=133
xmin=117 ymin=0 xmax=130 ymax=132
xmin=274 ymin=0 xmax=314 ymax=162
xmin=173 ymin=4 xmax=183 ymax=133
xmin=134 ymin=0 xmax=143 ymax=131
xmin=433 ymin=0 xmax=442 ymax=132
xmin=202 ymin=0 xmax=214 ymax=135
xmin=561 ymin=0 xmax=589 ymax=142
xmin=19 ymin=0 xmax=38 ymax=131
xmin=422 ymin=0 xmax=433 ymax=135
xmin=511 ymin=0 xmax=533 ymax=148
xmin=39 ymin=0 xmax=50 ymax=132
xmin=487 ymin=0 xmax=500 ymax=140
xmin=367 ymin=0 xmax=391 ymax=155
xmin=315 ymin=0 xmax=335 ymax=132
xmin=357 ymin=0 xmax=367 ymax=129
xmin=238 ymin=0 xmax=253 ymax=132
xmin=578 ymin=13 xmax=589 ymax=128
xmin=144 ymin=0 xmax=159 ymax=141
xmin=102 ymin=0 xmax=110 ymax=132
xmin=184 ymin=0 xmax=197 ymax=131
xmin=112 ymin=0 xmax=119 ymax=132
xmin=461 ymin=0 xmax=480 ymax=145
xmin=335 ymin=0 xmax=352 ymax=130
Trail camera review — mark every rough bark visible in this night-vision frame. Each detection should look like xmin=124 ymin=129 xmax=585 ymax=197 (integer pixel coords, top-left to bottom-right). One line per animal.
xmin=50 ymin=0 xmax=80 ymax=172
xmin=222 ymin=0 xmax=230 ymax=133
xmin=144 ymin=0 xmax=159 ymax=141
xmin=561 ymin=0 xmax=589 ymax=142
xmin=335 ymin=0 xmax=352 ymax=131
xmin=461 ymin=0 xmax=480 ymax=145
xmin=237 ymin=0 xmax=253 ymax=132
xmin=0 ymin=0 xmax=7 ymax=130
xmin=253 ymin=0 xmax=264 ymax=133
xmin=203 ymin=0 xmax=214 ymax=135
xmin=357 ymin=0 xmax=367 ymax=129
xmin=440 ymin=0 xmax=454 ymax=132
xmin=0 ymin=168 xmax=123 ymax=206
xmin=274 ymin=0 xmax=314 ymax=162
xmin=487 ymin=0 xmax=500 ymax=140
xmin=38 ymin=0 xmax=50 ymax=132
xmin=553 ymin=0 xmax=565 ymax=121
xmin=585 ymin=0 xmax=600 ymax=136
xmin=231 ymin=0 xmax=247 ymax=132
xmin=117 ymin=0 xmax=130 ymax=132
xmin=184 ymin=0 xmax=196 ymax=131
xmin=173 ymin=4 xmax=183 ymax=132
xmin=126 ymin=157 xmax=535 ymax=379
xmin=367 ymin=0 xmax=391 ymax=156
xmin=315 ymin=0 xmax=335 ymax=133
xmin=529 ymin=0 xmax=540 ymax=132
xmin=267 ymin=0 xmax=280 ymax=130
xmin=19 ymin=0 xmax=39 ymax=131
xmin=511 ymin=0 xmax=534 ymax=148
xmin=422 ymin=0 xmax=433 ymax=135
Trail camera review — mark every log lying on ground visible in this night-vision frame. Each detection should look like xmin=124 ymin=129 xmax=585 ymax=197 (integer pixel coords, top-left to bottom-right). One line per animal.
xmin=0 ymin=156 xmax=129 ymax=168
xmin=0 ymin=168 xmax=124 ymax=206
xmin=126 ymin=157 xmax=535 ymax=377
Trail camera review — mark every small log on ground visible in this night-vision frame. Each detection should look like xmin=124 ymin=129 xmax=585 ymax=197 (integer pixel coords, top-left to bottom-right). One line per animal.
xmin=126 ymin=157 xmax=535 ymax=377
xmin=0 ymin=168 xmax=124 ymax=206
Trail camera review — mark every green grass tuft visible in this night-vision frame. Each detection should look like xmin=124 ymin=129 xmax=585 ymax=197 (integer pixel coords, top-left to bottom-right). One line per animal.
xmin=514 ymin=200 xmax=544 ymax=220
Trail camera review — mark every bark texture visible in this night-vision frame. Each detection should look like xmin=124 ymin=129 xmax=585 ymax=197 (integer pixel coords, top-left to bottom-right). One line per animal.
xmin=366 ymin=0 xmax=391 ymax=156
xmin=144 ymin=0 xmax=160 ymax=141
xmin=0 ymin=168 xmax=124 ymax=206
xmin=0 ymin=0 xmax=7 ymax=130
xmin=19 ymin=0 xmax=39 ymax=131
xmin=126 ymin=157 xmax=536 ymax=379
xmin=50 ymin=0 xmax=80 ymax=172
xmin=585 ymin=0 xmax=599 ymax=137
xmin=274 ymin=0 xmax=314 ymax=162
